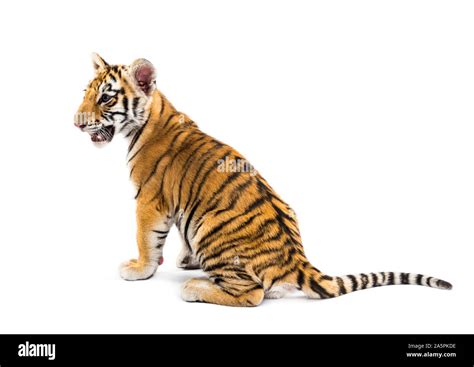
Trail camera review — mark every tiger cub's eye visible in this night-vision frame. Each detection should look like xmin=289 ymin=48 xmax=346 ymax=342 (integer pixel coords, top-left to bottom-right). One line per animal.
xmin=100 ymin=94 xmax=112 ymax=104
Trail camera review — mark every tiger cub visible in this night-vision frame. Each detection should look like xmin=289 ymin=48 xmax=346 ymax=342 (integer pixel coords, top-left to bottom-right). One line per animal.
xmin=75 ymin=53 xmax=452 ymax=306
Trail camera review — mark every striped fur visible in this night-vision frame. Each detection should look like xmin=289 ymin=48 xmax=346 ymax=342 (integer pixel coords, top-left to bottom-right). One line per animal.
xmin=75 ymin=54 xmax=452 ymax=307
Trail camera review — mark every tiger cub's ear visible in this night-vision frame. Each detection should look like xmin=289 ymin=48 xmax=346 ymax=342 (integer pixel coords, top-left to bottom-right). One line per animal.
xmin=91 ymin=52 xmax=109 ymax=71
xmin=129 ymin=58 xmax=156 ymax=96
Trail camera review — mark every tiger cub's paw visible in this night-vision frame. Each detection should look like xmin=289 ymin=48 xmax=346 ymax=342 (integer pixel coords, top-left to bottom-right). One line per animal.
xmin=119 ymin=259 xmax=157 ymax=281
xmin=181 ymin=278 xmax=209 ymax=302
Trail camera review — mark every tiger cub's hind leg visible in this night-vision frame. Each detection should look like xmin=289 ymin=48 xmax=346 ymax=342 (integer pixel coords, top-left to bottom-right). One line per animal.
xmin=176 ymin=235 xmax=200 ymax=270
xmin=181 ymin=277 xmax=264 ymax=307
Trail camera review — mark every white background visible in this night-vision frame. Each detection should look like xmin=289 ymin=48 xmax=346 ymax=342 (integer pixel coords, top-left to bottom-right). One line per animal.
xmin=0 ymin=0 xmax=472 ymax=334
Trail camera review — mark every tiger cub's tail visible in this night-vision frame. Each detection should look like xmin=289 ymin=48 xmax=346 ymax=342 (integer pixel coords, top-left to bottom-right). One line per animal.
xmin=298 ymin=266 xmax=452 ymax=299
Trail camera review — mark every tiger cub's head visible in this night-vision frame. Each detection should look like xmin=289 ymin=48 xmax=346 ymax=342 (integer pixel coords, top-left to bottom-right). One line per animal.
xmin=75 ymin=53 xmax=156 ymax=144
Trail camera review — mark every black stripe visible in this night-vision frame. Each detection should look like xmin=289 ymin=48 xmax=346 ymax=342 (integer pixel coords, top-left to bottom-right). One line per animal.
xmin=239 ymin=246 xmax=284 ymax=260
xmin=235 ymin=272 xmax=254 ymax=281
xmin=183 ymin=200 xmax=201 ymax=252
xmin=416 ymin=274 xmax=423 ymax=286
xmin=401 ymin=272 xmax=410 ymax=285
xmin=156 ymin=235 xmax=167 ymax=240
xmin=211 ymin=272 xmax=253 ymax=282
xmin=218 ymin=283 xmax=250 ymax=294
xmin=241 ymin=285 xmax=263 ymax=295
xmin=105 ymin=110 xmax=125 ymax=118
xmin=388 ymin=272 xmax=395 ymax=285
xmin=309 ymin=277 xmax=333 ymax=299
xmin=242 ymin=197 xmax=266 ymax=216
xmin=127 ymin=116 xmax=149 ymax=155
xmin=152 ymin=230 xmax=169 ymax=235
xmin=132 ymin=97 xmax=140 ymax=117
xmin=371 ymin=272 xmax=379 ymax=287
xmin=297 ymin=269 xmax=305 ymax=289
xmin=426 ymin=276 xmax=433 ymax=287
xmin=211 ymin=211 xmax=262 ymax=239
xmin=203 ymin=260 xmax=233 ymax=273
xmin=128 ymin=134 xmax=145 ymax=159
xmin=347 ymin=275 xmax=358 ymax=292
xmin=253 ymin=218 xmax=278 ymax=236
xmin=381 ymin=272 xmax=386 ymax=284
xmin=158 ymin=95 xmax=166 ymax=119
xmin=218 ymin=287 xmax=239 ymax=297
xmin=134 ymin=186 xmax=141 ymax=199
xmin=360 ymin=273 xmax=369 ymax=289
xmin=122 ymin=96 xmax=129 ymax=118
xmin=129 ymin=164 xmax=136 ymax=178
xmin=336 ymin=277 xmax=347 ymax=295
xmin=320 ymin=275 xmax=333 ymax=281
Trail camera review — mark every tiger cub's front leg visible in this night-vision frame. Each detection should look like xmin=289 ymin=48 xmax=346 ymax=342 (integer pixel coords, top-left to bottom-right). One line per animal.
xmin=119 ymin=204 xmax=172 ymax=281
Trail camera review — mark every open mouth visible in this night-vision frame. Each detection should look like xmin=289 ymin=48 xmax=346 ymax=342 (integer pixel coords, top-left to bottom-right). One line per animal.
xmin=89 ymin=125 xmax=115 ymax=143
